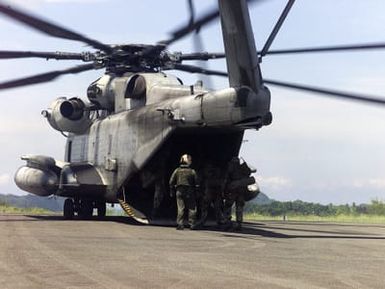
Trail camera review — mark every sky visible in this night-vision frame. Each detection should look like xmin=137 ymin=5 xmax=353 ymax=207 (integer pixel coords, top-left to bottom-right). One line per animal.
xmin=0 ymin=0 xmax=384 ymax=204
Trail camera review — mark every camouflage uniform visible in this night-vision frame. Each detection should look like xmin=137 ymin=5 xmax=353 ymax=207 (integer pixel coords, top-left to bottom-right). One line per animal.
xmin=169 ymin=163 xmax=198 ymax=229
xmin=223 ymin=157 xmax=251 ymax=230
xmin=200 ymin=164 xmax=224 ymax=226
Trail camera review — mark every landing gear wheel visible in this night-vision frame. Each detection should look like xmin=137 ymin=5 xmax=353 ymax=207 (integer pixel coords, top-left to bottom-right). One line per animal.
xmin=79 ymin=199 xmax=93 ymax=219
xmin=97 ymin=202 xmax=106 ymax=218
xmin=63 ymin=198 xmax=74 ymax=220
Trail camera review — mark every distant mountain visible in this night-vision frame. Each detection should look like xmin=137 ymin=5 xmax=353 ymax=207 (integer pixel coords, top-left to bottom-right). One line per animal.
xmin=0 ymin=194 xmax=64 ymax=212
xmin=250 ymin=192 xmax=273 ymax=205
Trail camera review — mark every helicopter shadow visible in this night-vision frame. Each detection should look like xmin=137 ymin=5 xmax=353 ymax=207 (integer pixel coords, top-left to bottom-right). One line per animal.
xmin=266 ymin=220 xmax=385 ymax=229
xmin=216 ymin=221 xmax=385 ymax=240
xmin=17 ymin=215 xmax=385 ymax=240
xmin=22 ymin=214 xmax=146 ymax=226
xmin=26 ymin=214 xmax=183 ymax=228
xmin=0 ymin=214 xmax=50 ymax=222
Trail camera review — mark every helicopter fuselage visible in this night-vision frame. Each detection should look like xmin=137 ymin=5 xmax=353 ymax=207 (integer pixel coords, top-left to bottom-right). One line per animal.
xmin=62 ymin=72 xmax=270 ymax=202
xmin=15 ymin=71 xmax=270 ymax=217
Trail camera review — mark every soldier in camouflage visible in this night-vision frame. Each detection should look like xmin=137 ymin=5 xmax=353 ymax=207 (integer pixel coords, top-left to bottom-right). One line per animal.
xmin=199 ymin=162 xmax=225 ymax=227
xmin=169 ymin=154 xmax=198 ymax=230
xmin=223 ymin=157 xmax=252 ymax=231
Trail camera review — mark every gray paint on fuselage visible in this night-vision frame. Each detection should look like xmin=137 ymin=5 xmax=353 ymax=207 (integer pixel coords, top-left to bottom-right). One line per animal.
xmin=69 ymin=134 xmax=88 ymax=162
xmin=67 ymin=103 xmax=174 ymax=202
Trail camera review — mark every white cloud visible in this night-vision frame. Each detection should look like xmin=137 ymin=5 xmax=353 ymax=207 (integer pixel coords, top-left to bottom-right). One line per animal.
xmin=353 ymin=178 xmax=385 ymax=190
xmin=0 ymin=174 xmax=10 ymax=186
xmin=255 ymin=175 xmax=293 ymax=191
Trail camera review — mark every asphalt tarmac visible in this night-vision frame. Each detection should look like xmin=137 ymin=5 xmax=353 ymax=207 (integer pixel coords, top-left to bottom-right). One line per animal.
xmin=0 ymin=214 xmax=384 ymax=289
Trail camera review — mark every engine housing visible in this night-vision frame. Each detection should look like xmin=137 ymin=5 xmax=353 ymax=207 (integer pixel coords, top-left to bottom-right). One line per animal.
xmin=42 ymin=97 xmax=92 ymax=134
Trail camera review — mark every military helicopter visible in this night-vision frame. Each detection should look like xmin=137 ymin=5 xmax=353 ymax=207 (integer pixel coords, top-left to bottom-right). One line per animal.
xmin=1 ymin=0 xmax=385 ymax=222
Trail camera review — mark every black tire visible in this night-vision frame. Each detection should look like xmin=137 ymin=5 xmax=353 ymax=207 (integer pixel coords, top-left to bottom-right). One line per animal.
xmin=79 ymin=199 xmax=93 ymax=219
xmin=97 ymin=202 xmax=106 ymax=218
xmin=63 ymin=198 xmax=74 ymax=220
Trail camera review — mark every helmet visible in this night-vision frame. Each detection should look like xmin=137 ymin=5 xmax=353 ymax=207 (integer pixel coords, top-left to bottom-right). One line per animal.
xmin=180 ymin=154 xmax=192 ymax=166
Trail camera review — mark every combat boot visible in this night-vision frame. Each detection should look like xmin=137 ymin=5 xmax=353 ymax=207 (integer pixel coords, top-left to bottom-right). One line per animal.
xmin=176 ymin=225 xmax=184 ymax=230
xmin=190 ymin=222 xmax=201 ymax=230
xmin=223 ymin=221 xmax=233 ymax=231
xmin=234 ymin=222 xmax=242 ymax=231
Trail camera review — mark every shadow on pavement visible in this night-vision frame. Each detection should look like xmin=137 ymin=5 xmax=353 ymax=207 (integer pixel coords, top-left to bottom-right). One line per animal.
xmin=27 ymin=214 xmax=147 ymax=225
xmin=6 ymin=215 xmax=385 ymax=240
xmin=245 ymin=222 xmax=380 ymax=236
xmin=217 ymin=222 xmax=385 ymax=240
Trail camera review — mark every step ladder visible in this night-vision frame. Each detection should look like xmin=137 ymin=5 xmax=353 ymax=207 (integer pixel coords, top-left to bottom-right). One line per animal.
xmin=118 ymin=198 xmax=149 ymax=224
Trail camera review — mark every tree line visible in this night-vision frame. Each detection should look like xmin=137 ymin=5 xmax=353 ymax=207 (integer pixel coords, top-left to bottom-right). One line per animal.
xmin=245 ymin=199 xmax=385 ymax=216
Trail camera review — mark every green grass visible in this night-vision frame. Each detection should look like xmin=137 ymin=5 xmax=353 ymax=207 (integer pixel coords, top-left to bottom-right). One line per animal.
xmin=0 ymin=203 xmax=125 ymax=216
xmin=244 ymin=213 xmax=385 ymax=224
xmin=106 ymin=208 xmax=126 ymax=216
xmin=0 ymin=204 xmax=53 ymax=215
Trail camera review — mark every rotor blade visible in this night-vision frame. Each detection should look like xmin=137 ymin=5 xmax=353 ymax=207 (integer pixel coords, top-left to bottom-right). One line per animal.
xmin=177 ymin=42 xmax=385 ymax=59
xmin=0 ymin=2 xmax=112 ymax=53
xmin=265 ymin=43 xmax=385 ymax=56
xmin=0 ymin=63 xmax=98 ymax=90
xmin=187 ymin=0 xmax=195 ymax=26
xmin=264 ymin=78 xmax=385 ymax=106
xmin=167 ymin=61 xmax=385 ymax=106
xmin=179 ymin=52 xmax=225 ymax=61
xmin=260 ymin=0 xmax=295 ymax=57
xmin=171 ymin=63 xmax=228 ymax=77
xmin=169 ymin=65 xmax=385 ymax=106
xmin=162 ymin=9 xmax=218 ymax=45
xmin=176 ymin=42 xmax=385 ymax=60
xmin=0 ymin=50 xmax=89 ymax=60
xmin=162 ymin=0 xmax=264 ymax=46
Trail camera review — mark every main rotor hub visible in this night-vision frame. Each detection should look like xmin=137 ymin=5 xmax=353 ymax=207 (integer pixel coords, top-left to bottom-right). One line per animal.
xmin=101 ymin=44 xmax=169 ymax=74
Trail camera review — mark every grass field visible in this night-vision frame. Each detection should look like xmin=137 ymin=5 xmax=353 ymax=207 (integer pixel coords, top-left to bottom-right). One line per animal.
xmin=2 ymin=202 xmax=385 ymax=224
xmin=106 ymin=208 xmax=126 ymax=216
xmin=245 ymin=213 xmax=385 ymax=224
xmin=0 ymin=202 xmax=125 ymax=216
xmin=0 ymin=204 xmax=53 ymax=215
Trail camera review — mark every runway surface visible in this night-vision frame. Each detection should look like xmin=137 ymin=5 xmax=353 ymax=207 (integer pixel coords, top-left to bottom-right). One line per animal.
xmin=0 ymin=214 xmax=384 ymax=289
